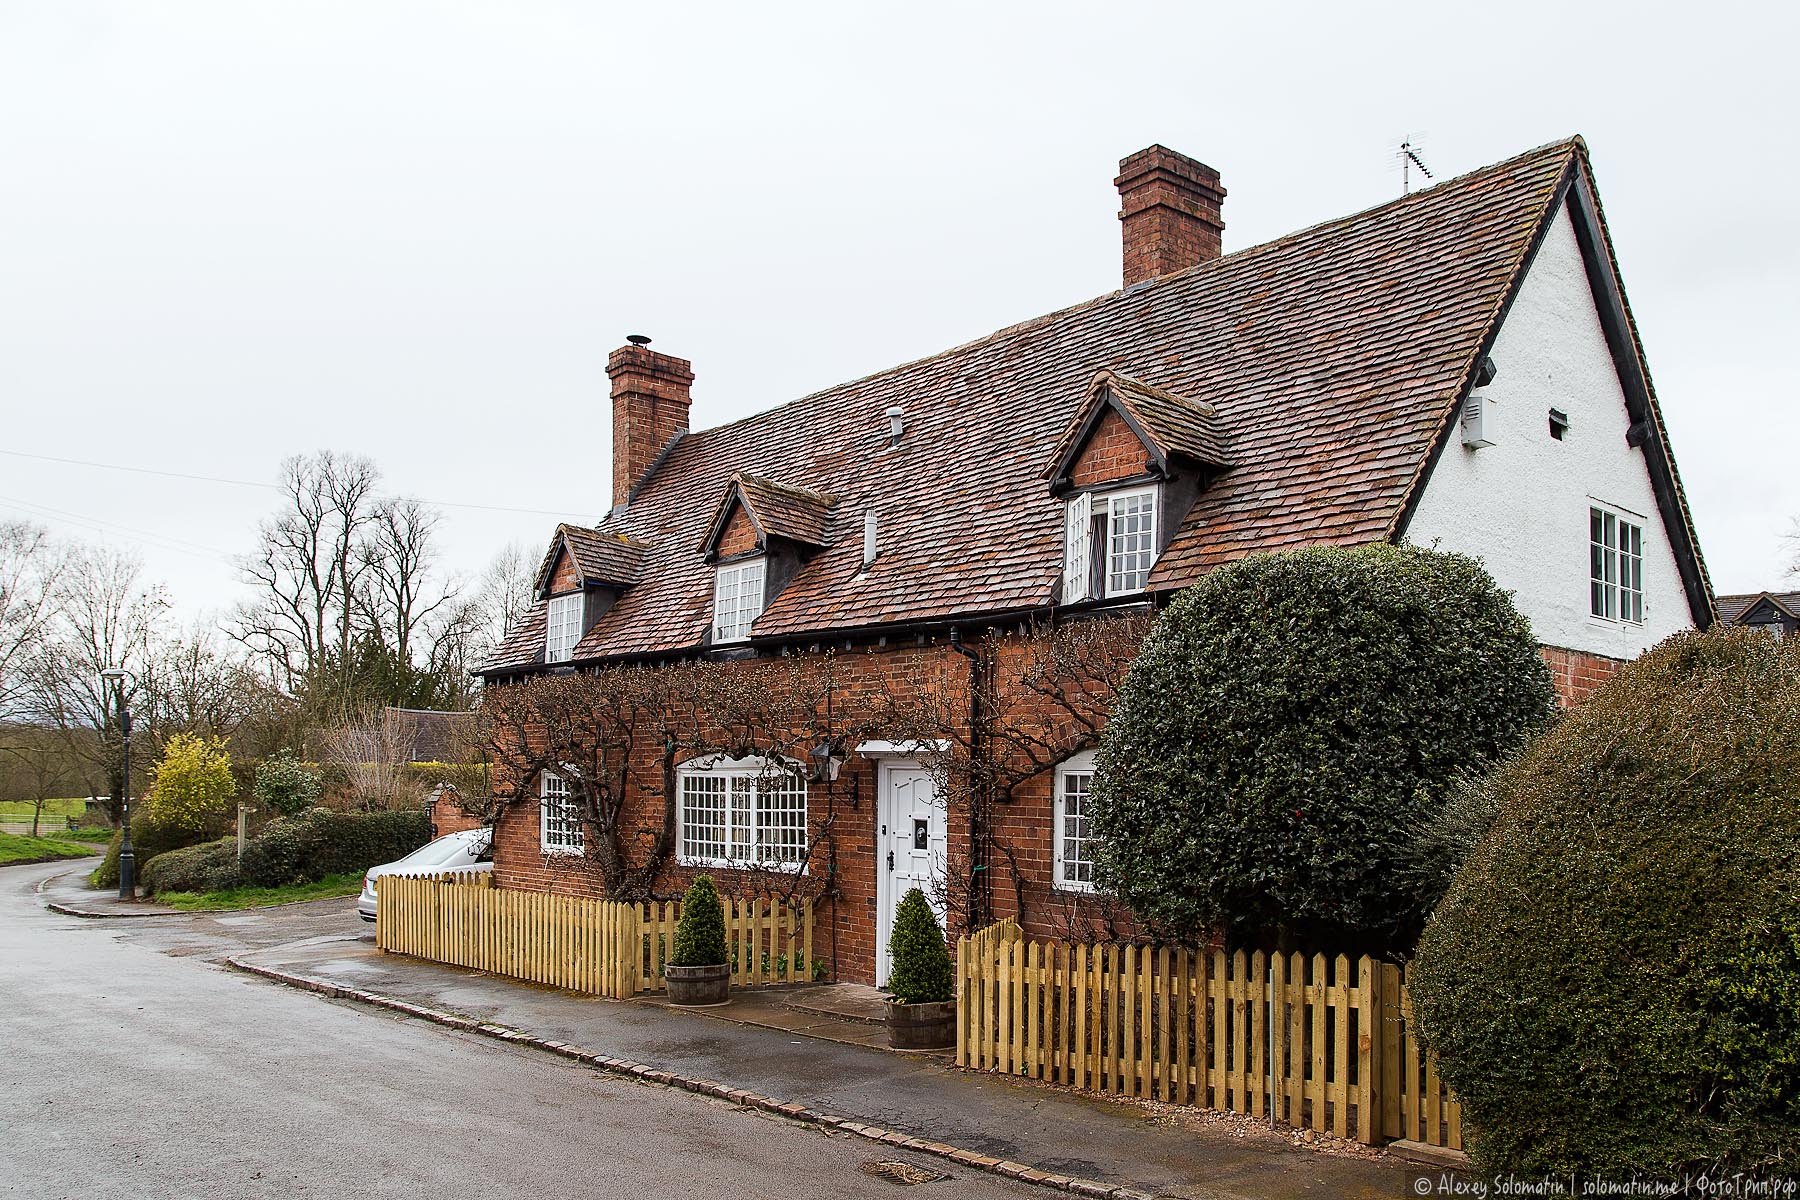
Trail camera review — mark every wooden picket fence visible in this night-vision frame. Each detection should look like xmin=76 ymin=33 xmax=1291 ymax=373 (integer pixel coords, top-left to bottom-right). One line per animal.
xmin=956 ymin=924 xmax=1462 ymax=1152
xmin=376 ymin=874 xmax=815 ymax=1000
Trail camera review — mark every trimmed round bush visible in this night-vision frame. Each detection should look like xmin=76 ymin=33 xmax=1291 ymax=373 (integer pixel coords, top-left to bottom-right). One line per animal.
xmin=94 ymin=811 xmax=212 ymax=889
xmin=670 ymin=875 xmax=728 ymax=967
xmin=141 ymin=838 xmax=241 ymax=895
xmin=886 ymin=888 xmax=953 ymax=1004
xmin=1409 ymin=627 xmax=1800 ymax=1179
xmin=253 ymin=752 xmax=322 ymax=818
xmin=1092 ymin=544 xmax=1555 ymax=952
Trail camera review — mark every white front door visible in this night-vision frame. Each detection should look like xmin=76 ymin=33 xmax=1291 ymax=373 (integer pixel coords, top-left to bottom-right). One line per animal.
xmin=875 ymin=763 xmax=948 ymax=987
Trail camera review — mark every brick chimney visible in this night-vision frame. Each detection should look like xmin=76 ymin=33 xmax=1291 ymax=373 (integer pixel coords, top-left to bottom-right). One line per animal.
xmin=607 ymin=340 xmax=694 ymax=510
xmin=1115 ymin=145 xmax=1226 ymax=287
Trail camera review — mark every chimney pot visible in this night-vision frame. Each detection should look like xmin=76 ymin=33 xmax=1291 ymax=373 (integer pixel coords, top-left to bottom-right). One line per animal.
xmin=1116 ymin=145 xmax=1226 ymax=288
xmin=885 ymin=404 xmax=904 ymax=443
xmin=608 ymin=341 xmax=695 ymax=510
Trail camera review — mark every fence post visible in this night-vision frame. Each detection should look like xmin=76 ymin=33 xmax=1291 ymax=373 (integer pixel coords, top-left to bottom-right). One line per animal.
xmin=1356 ymin=955 xmax=1381 ymax=1145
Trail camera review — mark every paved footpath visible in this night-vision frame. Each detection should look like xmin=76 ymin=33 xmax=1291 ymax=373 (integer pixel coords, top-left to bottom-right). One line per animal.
xmin=231 ymin=925 xmax=1419 ymax=1199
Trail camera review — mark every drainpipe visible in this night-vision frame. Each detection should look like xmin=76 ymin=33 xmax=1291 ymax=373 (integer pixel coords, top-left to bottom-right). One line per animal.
xmin=947 ymin=627 xmax=990 ymax=930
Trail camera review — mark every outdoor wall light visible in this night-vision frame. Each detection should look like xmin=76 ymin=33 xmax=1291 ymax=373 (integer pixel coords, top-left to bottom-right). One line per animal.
xmin=808 ymin=738 xmax=844 ymax=784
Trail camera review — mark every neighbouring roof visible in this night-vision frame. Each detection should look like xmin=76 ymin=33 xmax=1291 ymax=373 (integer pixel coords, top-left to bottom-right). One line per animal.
xmin=699 ymin=473 xmax=836 ymax=557
xmin=533 ymin=524 xmax=646 ymax=596
xmin=1717 ymin=591 xmax=1800 ymax=624
xmin=383 ymin=707 xmax=474 ymax=763
xmin=482 ymin=137 xmax=1708 ymax=674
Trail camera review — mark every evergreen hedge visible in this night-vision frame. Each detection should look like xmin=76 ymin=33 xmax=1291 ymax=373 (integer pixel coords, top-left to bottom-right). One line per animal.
xmin=1409 ymin=627 xmax=1800 ymax=1179
xmin=1092 ymin=544 xmax=1555 ymax=952
xmin=670 ymin=875 xmax=728 ymax=967
xmin=135 ymin=809 xmax=432 ymax=894
xmin=886 ymin=888 xmax=953 ymax=1004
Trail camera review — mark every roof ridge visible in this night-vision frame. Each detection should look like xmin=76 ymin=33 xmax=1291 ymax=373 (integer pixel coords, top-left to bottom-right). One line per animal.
xmin=681 ymin=138 xmax=1584 ymax=446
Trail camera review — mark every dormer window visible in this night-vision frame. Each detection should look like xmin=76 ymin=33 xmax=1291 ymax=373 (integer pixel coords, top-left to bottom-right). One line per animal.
xmin=1064 ymin=486 xmax=1158 ymax=602
xmin=713 ymin=558 xmax=766 ymax=643
xmin=545 ymin=593 xmax=583 ymax=663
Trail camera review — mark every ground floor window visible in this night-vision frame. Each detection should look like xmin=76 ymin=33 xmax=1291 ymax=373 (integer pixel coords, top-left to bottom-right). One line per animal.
xmin=677 ymin=756 xmax=808 ymax=869
xmin=540 ymin=770 xmax=583 ymax=854
xmin=1054 ymin=750 xmax=1098 ymax=892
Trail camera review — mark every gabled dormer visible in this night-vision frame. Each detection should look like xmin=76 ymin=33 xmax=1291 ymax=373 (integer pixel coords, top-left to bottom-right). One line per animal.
xmin=534 ymin=524 xmax=646 ymax=665
xmin=697 ymin=474 xmax=835 ymax=645
xmin=1045 ymin=370 xmax=1230 ymax=604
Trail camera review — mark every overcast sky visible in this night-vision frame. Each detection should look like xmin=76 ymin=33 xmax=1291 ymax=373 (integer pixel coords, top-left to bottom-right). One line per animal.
xmin=2 ymin=1 xmax=1795 ymax=627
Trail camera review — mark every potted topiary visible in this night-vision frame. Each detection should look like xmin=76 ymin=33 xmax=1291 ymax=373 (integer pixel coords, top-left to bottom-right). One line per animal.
xmin=665 ymin=874 xmax=731 ymax=1006
xmin=885 ymin=887 xmax=956 ymax=1049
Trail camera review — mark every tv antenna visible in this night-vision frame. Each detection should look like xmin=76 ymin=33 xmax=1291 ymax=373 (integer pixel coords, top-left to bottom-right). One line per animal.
xmin=1400 ymin=139 xmax=1434 ymax=194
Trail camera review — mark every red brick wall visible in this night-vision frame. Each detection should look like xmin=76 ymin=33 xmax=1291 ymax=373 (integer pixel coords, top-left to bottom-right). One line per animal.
xmin=430 ymin=798 xmax=485 ymax=838
xmin=608 ymin=345 xmax=695 ymax=510
xmin=548 ymin=547 xmax=578 ymax=592
xmin=1539 ymin=644 xmax=1625 ymax=707
xmin=1069 ymin=408 xmax=1150 ymax=488
xmin=486 ymin=630 xmax=1632 ymax=984
xmin=717 ymin=506 xmax=760 ymax=558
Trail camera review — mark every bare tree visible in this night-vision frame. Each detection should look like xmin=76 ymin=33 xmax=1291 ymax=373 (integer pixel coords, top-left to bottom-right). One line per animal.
xmin=0 ymin=521 xmax=63 ymax=725
xmin=356 ymin=496 xmax=458 ymax=671
xmin=236 ymin=451 xmax=380 ymax=691
xmin=27 ymin=543 xmax=171 ymax=824
xmin=322 ymin=708 xmax=420 ymax=811
xmin=143 ymin=620 xmax=266 ymax=743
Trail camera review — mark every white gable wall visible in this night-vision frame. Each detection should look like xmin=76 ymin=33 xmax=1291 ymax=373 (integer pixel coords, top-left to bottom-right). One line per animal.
xmin=1404 ymin=206 xmax=1694 ymax=660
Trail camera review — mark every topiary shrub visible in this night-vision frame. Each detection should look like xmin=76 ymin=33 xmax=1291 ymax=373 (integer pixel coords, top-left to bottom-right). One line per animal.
xmin=1092 ymin=544 xmax=1556 ymax=953
xmin=1409 ymin=627 xmax=1800 ymax=1180
xmin=886 ymin=888 xmax=953 ymax=1004
xmin=141 ymin=838 xmax=241 ymax=895
xmin=253 ymin=752 xmax=322 ymax=818
xmin=670 ymin=875 xmax=728 ymax=967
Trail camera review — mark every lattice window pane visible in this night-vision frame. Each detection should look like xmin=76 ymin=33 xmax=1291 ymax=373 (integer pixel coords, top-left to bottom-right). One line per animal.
xmin=681 ymin=774 xmax=728 ymax=862
xmin=541 ymin=772 xmax=583 ymax=852
xmin=1105 ymin=490 xmax=1156 ymax=596
xmin=545 ymin=593 xmax=583 ymax=663
xmin=1058 ymin=770 xmax=1095 ymax=888
xmin=713 ymin=560 xmax=766 ymax=642
xmin=755 ymin=771 xmax=808 ymax=865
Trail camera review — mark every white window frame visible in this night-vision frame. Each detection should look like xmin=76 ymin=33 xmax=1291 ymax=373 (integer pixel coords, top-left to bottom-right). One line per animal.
xmin=1063 ymin=486 xmax=1160 ymax=603
xmin=1053 ymin=750 xmax=1099 ymax=893
xmin=539 ymin=770 xmax=583 ymax=855
xmin=1103 ymin=486 xmax=1158 ymax=597
xmin=676 ymin=755 xmax=808 ymax=872
xmin=1588 ymin=505 xmax=1644 ymax=625
xmin=712 ymin=558 xmax=766 ymax=644
xmin=545 ymin=592 xmax=583 ymax=663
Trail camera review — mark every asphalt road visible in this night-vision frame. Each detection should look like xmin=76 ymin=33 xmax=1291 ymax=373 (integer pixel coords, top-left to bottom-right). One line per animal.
xmin=0 ymin=861 xmax=1040 ymax=1200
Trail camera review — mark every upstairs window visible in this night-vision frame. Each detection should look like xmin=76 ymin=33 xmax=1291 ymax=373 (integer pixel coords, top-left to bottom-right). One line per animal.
xmin=545 ymin=592 xmax=583 ymax=663
xmin=1053 ymin=751 xmax=1099 ymax=892
xmin=713 ymin=558 xmax=766 ymax=643
xmin=540 ymin=771 xmax=582 ymax=854
xmin=1063 ymin=487 xmax=1158 ymax=603
xmin=677 ymin=756 xmax=808 ymax=870
xmin=1589 ymin=506 xmax=1644 ymax=624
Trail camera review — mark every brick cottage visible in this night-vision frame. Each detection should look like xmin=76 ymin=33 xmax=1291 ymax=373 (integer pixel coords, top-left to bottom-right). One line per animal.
xmin=476 ymin=138 xmax=1713 ymax=985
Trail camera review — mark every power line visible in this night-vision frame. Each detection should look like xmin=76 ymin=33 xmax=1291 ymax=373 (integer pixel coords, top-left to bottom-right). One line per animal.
xmin=0 ymin=447 xmax=595 ymax=520
xmin=0 ymin=493 xmax=237 ymax=564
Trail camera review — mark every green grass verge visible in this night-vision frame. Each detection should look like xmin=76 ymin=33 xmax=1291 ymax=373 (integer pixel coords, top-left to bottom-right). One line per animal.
xmin=46 ymin=829 xmax=113 ymax=847
xmin=0 ymin=798 xmax=88 ymax=820
xmin=0 ymin=832 xmax=98 ymax=866
xmin=153 ymin=873 xmax=364 ymax=912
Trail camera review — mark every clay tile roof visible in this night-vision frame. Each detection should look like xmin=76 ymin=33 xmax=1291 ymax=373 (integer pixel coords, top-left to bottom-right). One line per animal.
xmin=481 ymin=138 xmax=1606 ymax=673
xmin=1716 ymin=591 xmax=1800 ymax=624
xmin=534 ymin=524 xmax=646 ymax=596
xmin=700 ymin=473 xmax=836 ymax=556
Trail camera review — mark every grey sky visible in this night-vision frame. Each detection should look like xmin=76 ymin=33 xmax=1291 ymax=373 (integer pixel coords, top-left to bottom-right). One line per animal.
xmin=2 ymin=1 xmax=1794 ymax=626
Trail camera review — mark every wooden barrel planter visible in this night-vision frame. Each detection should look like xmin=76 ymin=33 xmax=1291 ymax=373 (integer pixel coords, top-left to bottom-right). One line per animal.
xmin=887 ymin=999 xmax=956 ymax=1050
xmin=665 ymin=963 xmax=731 ymax=1007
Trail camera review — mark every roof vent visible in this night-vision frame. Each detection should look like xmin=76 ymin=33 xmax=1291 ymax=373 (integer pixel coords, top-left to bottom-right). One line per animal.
xmin=884 ymin=405 xmax=904 ymax=443
xmin=626 ymin=333 xmax=652 ymax=347
xmin=863 ymin=510 xmax=878 ymax=568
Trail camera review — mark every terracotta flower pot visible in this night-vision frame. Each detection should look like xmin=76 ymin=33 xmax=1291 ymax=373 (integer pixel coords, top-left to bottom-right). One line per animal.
xmin=887 ymin=998 xmax=956 ymax=1050
xmin=665 ymin=962 xmax=731 ymax=1007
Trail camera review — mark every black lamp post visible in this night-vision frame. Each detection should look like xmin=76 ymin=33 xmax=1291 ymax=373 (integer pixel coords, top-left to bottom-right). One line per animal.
xmin=101 ymin=667 xmax=135 ymax=900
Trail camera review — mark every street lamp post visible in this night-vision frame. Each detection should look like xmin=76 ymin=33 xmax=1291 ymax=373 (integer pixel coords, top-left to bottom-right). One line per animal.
xmin=100 ymin=667 xmax=136 ymax=900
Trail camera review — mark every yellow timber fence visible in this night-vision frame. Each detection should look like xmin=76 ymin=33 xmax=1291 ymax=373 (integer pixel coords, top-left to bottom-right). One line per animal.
xmin=375 ymin=874 xmax=816 ymax=1000
xmin=956 ymin=920 xmax=1463 ymax=1152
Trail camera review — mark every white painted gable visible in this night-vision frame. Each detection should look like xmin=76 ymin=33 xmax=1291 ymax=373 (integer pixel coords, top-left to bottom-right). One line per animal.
xmin=1404 ymin=205 xmax=1694 ymax=659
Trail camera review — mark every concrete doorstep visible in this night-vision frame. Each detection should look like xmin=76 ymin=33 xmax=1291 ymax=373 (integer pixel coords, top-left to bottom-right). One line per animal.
xmin=225 ymin=938 xmax=1416 ymax=1200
